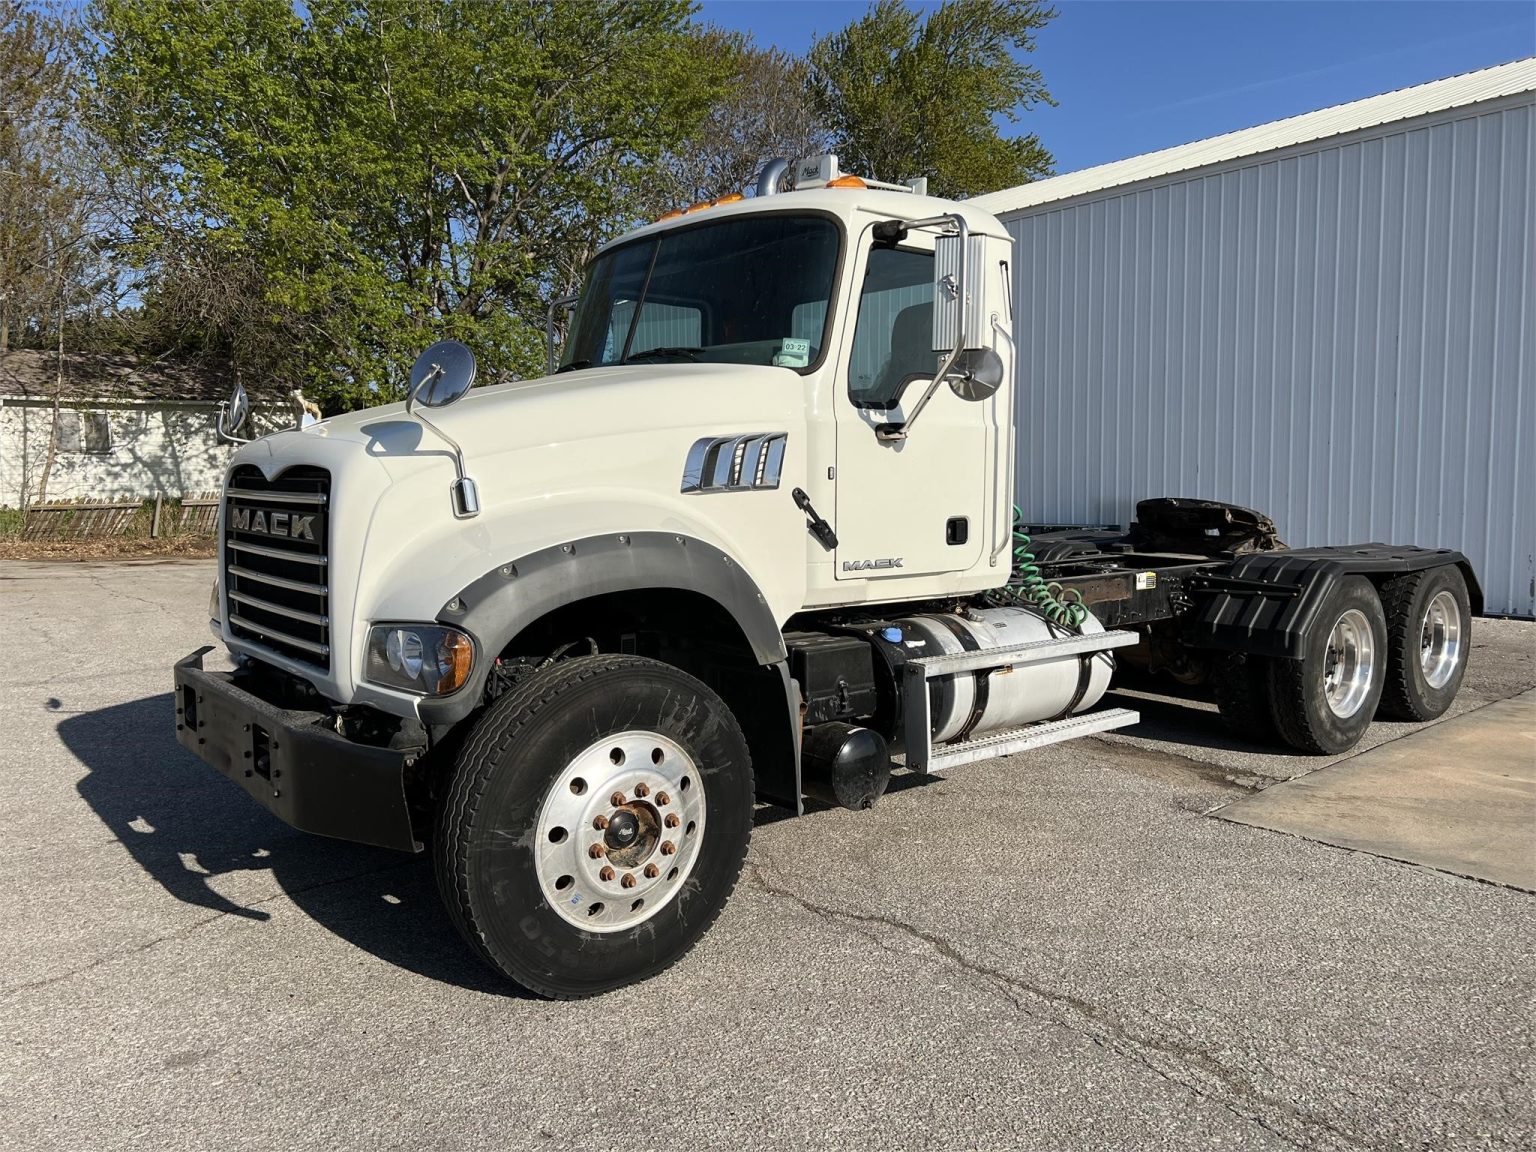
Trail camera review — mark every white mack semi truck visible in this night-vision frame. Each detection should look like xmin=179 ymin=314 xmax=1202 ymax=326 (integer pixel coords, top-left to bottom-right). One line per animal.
xmin=177 ymin=155 xmax=1477 ymax=997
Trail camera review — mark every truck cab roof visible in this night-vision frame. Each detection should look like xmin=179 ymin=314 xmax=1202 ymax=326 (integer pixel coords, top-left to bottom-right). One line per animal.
xmin=599 ymin=186 xmax=1011 ymax=256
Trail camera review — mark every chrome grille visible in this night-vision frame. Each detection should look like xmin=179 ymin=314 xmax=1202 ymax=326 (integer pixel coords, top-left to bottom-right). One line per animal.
xmin=223 ymin=465 xmax=331 ymax=668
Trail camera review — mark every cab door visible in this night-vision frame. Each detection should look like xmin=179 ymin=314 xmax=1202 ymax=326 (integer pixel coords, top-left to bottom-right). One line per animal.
xmin=832 ymin=236 xmax=989 ymax=581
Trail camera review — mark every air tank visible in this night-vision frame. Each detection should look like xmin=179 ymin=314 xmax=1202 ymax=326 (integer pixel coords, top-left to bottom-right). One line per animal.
xmin=894 ymin=606 xmax=1115 ymax=744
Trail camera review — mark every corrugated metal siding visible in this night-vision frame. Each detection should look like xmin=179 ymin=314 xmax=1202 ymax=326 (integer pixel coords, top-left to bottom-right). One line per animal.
xmin=975 ymin=58 xmax=1536 ymax=216
xmin=1008 ymin=96 xmax=1535 ymax=616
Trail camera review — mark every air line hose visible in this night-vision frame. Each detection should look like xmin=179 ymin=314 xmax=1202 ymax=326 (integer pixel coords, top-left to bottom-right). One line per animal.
xmin=984 ymin=505 xmax=1089 ymax=628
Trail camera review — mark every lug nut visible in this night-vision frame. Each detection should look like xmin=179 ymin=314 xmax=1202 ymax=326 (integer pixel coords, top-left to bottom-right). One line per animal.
xmin=599 ymin=865 xmax=615 ymax=882
xmin=621 ymin=873 xmax=637 ymax=889
xmin=610 ymin=791 xmax=626 ymax=807
xmin=588 ymin=843 xmax=607 ymax=859
xmin=644 ymin=864 xmax=660 ymax=878
xmin=664 ymin=813 xmax=680 ymax=828
xmin=593 ymin=814 xmax=610 ymax=830
xmin=634 ymin=782 xmax=650 ymax=798
xmin=655 ymin=791 xmax=670 ymax=806
xmin=660 ymin=840 xmax=676 ymax=856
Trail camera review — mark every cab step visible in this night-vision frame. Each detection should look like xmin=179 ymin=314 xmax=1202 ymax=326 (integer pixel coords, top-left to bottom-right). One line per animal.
xmin=907 ymin=707 xmax=1141 ymax=772
xmin=901 ymin=628 xmax=1142 ymax=773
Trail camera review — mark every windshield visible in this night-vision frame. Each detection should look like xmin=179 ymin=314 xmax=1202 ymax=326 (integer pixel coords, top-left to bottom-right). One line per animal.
xmin=560 ymin=213 xmax=841 ymax=373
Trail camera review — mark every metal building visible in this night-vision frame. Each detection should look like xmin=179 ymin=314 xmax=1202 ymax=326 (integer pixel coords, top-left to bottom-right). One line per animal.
xmin=972 ymin=59 xmax=1536 ymax=616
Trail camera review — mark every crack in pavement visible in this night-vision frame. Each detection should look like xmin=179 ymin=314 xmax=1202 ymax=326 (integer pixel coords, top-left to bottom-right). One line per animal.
xmin=0 ymin=860 xmax=418 ymax=1003
xmin=744 ymin=860 xmax=1388 ymax=1152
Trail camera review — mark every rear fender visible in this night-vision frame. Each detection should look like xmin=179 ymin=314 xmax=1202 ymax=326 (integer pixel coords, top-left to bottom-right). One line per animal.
xmin=1185 ymin=545 xmax=1477 ymax=659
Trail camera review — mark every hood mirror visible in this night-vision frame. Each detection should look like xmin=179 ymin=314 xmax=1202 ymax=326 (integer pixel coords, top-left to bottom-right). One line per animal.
xmin=408 ymin=340 xmax=476 ymax=409
xmin=216 ymin=380 xmax=252 ymax=444
xmin=405 ymin=340 xmax=481 ymax=519
xmin=948 ymin=347 xmax=1004 ymax=401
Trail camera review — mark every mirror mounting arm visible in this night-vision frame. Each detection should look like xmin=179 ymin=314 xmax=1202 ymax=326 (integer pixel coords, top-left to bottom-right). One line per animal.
xmin=214 ymin=400 xmax=251 ymax=445
xmin=405 ymin=371 xmax=480 ymax=519
xmin=873 ymin=213 xmax=969 ymax=443
xmin=546 ymin=292 xmax=580 ymax=375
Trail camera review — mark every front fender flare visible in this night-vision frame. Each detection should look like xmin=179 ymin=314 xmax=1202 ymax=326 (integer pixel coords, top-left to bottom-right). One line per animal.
xmin=417 ymin=532 xmax=787 ymax=726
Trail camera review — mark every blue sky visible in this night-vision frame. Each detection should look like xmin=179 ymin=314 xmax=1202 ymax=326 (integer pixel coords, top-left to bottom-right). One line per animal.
xmin=698 ymin=0 xmax=1536 ymax=175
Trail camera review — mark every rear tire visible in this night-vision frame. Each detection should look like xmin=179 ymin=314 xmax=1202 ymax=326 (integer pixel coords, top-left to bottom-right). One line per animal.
xmin=435 ymin=653 xmax=754 ymax=998
xmin=1212 ymin=651 xmax=1278 ymax=741
xmin=1376 ymin=566 xmax=1471 ymax=722
xmin=1269 ymin=575 xmax=1387 ymax=755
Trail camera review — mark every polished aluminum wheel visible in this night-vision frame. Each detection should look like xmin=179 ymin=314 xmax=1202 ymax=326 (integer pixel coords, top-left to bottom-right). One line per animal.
xmin=1420 ymin=589 xmax=1463 ymax=690
xmin=534 ymin=731 xmax=706 ymax=933
xmin=1322 ymin=608 xmax=1377 ymax=719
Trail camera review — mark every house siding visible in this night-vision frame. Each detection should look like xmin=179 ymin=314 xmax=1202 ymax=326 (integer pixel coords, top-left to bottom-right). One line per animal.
xmin=1002 ymin=94 xmax=1535 ymax=616
xmin=0 ymin=402 xmax=278 ymax=506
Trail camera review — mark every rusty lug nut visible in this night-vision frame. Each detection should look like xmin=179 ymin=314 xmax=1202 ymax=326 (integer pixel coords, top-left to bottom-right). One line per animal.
xmin=599 ymin=865 xmax=616 ymax=882
xmin=621 ymin=873 xmax=637 ymax=889
xmin=610 ymin=791 xmax=626 ymax=807
xmin=634 ymin=782 xmax=650 ymax=798
xmin=655 ymin=791 xmax=670 ymax=806
xmin=664 ymin=813 xmax=681 ymax=828
xmin=588 ymin=843 xmax=607 ymax=859
xmin=660 ymin=840 xmax=677 ymax=856
xmin=643 ymin=863 xmax=660 ymax=878
xmin=592 ymin=814 xmax=610 ymax=830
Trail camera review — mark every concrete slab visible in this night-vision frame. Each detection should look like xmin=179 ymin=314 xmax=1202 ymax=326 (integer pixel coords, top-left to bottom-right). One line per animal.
xmin=1214 ymin=691 xmax=1536 ymax=890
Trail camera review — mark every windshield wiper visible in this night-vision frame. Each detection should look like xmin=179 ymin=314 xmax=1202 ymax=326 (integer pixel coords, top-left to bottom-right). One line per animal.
xmin=622 ymin=346 xmax=705 ymax=363
xmin=555 ymin=359 xmax=592 ymax=374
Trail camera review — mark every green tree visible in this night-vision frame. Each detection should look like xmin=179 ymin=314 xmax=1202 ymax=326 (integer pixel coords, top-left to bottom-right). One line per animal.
xmin=659 ymin=29 xmax=829 ymax=208
xmin=807 ymin=0 xmax=1055 ymax=199
xmin=85 ymin=0 xmax=727 ymax=410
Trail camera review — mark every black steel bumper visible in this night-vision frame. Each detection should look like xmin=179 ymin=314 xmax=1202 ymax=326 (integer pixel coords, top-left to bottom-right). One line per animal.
xmin=173 ymin=647 xmax=421 ymax=852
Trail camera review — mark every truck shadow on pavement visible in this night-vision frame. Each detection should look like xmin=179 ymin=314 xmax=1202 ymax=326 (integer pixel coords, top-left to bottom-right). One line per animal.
xmin=62 ymin=693 xmax=512 ymax=995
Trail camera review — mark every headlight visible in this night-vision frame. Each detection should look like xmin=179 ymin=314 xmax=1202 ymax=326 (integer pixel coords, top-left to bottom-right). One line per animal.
xmin=365 ymin=624 xmax=474 ymax=695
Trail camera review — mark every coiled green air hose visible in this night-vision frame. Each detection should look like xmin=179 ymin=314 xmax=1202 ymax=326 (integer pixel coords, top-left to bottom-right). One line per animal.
xmin=984 ymin=506 xmax=1089 ymax=628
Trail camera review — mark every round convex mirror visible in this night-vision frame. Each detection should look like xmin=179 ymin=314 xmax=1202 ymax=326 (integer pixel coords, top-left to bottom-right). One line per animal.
xmin=225 ymin=380 xmax=251 ymax=433
xmin=948 ymin=347 xmax=1004 ymax=401
xmin=409 ymin=340 xmax=477 ymax=408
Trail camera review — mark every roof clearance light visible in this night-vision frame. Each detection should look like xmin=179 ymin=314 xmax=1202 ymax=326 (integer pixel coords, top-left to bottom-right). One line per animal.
xmin=656 ymin=209 xmax=684 ymax=222
xmin=684 ymin=192 xmax=747 ymax=214
xmin=826 ymin=175 xmax=867 ymax=189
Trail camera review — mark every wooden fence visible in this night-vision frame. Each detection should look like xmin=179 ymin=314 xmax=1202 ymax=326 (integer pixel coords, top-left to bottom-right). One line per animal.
xmin=17 ymin=493 xmax=221 ymax=541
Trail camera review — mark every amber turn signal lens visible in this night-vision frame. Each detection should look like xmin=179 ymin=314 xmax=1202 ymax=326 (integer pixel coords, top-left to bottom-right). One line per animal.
xmin=826 ymin=174 xmax=867 ymax=188
xmin=435 ymin=630 xmax=474 ymax=695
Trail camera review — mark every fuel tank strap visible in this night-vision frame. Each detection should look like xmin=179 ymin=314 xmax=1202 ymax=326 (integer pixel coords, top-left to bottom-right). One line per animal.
xmin=932 ymin=614 xmax=990 ymax=743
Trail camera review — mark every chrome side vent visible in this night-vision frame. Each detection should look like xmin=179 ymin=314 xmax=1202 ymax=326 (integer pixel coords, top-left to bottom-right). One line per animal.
xmin=681 ymin=432 xmax=787 ymax=494
xmin=223 ymin=465 xmax=331 ymax=669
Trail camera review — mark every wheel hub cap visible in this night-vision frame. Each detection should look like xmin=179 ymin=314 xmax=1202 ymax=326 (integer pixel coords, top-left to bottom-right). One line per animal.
xmin=1323 ymin=608 xmax=1376 ymax=720
xmin=534 ymin=731 xmax=706 ymax=933
xmin=1419 ymin=590 xmax=1462 ymax=690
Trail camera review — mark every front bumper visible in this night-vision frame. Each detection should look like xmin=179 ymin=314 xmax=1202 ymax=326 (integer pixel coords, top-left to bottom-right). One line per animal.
xmin=173 ymin=648 xmax=421 ymax=852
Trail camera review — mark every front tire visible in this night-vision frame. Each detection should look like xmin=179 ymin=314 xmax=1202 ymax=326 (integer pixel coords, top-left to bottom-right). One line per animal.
xmin=1268 ymin=575 xmax=1388 ymax=754
xmin=435 ymin=654 xmax=754 ymax=998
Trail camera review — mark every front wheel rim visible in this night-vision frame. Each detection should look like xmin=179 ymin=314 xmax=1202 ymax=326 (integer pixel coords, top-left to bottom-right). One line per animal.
xmin=1323 ymin=608 xmax=1377 ymax=719
xmin=534 ymin=731 xmax=706 ymax=933
xmin=1420 ymin=589 xmax=1463 ymax=689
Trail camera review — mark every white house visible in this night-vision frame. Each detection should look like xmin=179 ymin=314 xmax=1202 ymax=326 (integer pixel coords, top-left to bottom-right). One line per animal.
xmin=0 ymin=349 xmax=285 ymax=508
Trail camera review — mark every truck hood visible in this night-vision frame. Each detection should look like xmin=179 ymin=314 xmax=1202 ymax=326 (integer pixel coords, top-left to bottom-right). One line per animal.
xmin=298 ymin=362 xmax=799 ymax=464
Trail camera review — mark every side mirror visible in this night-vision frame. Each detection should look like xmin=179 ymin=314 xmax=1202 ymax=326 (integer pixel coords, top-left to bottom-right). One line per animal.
xmin=404 ymin=340 xmax=481 ymax=519
xmin=216 ymin=380 xmax=252 ymax=444
xmin=408 ymin=340 xmax=476 ymax=409
xmin=948 ymin=347 xmax=1004 ymax=401
xmin=546 ymin=294 xmax=579 ymax=374
xmin=931 ymin=231 xmax=988 ymax=354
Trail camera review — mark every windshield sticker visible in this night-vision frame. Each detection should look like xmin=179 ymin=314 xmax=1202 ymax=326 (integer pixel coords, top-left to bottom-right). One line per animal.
xmin=774 ymin=338 xmax=811 ymax=369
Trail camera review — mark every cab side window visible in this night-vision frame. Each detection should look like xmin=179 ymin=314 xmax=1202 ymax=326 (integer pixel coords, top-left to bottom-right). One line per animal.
xmin=848 ymin=247 xmax=935 ymax=408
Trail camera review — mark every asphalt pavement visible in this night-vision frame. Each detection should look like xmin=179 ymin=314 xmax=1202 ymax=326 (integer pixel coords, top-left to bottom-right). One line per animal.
xmin=2 ymin=559 xmax=1533 ymax=1152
